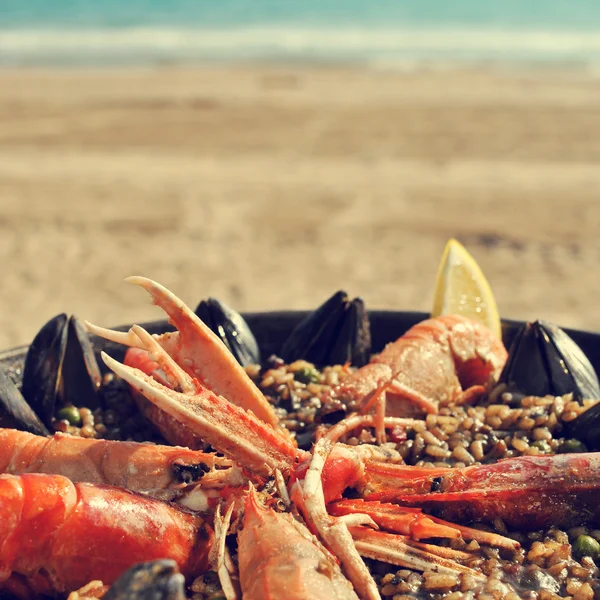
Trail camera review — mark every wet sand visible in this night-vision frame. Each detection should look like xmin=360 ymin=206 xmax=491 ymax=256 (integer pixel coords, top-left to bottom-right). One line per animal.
xmin=1 ymin=65 xmax=600 ymax=349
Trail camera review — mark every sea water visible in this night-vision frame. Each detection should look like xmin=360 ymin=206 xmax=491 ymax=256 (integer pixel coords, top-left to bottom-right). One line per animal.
xmin=1 ymin=0 xmax=600 ymax=67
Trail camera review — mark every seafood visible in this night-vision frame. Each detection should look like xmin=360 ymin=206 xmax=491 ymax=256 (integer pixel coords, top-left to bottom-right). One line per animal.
xmin=566 ymin=401 xmax=600 ymax=450
xmin=0 ymin=364 xmax=48 ymax=436
xmin=87 ymin=277 xmax=600 ymax=599
xmin=0 ymin=428 xmax=242 ymax=507
xmin=497 ymin=319 xmax=600 ymax=451
xmin=68 ymin=560 xmax=187 ymax=600
xmin=237 ymin=486 xmax=359 ymax=600
xmin=498 ymin=320 xmax=600 ymax=402
xmin=103 ymin=559 xmax=186 ymax=600
xmin=195 ymin=298 xmax=261 ymax=367
xmin=280 ymin=290 xmax=371 ymax=367
xmin=3 ymin=273 xmax=600 ymax=599
xmin=0 ymin=473 xmax=212 ymax=595
xmin=337 ymin=314 xmax=508 ymax=420
xmin=85 ymin=277 xmax=280 ymax=430
xmin=22 ymin=314 xmax=102 ymax=428
xmin=362 ymin=453 xmax=600 ymax=529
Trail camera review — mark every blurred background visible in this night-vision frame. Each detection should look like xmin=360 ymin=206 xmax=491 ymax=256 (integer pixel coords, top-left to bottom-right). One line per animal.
xmin=1 ymin=0 xmax=600 ymax=348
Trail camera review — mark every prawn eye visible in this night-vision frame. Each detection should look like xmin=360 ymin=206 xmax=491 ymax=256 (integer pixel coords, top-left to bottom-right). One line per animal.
xmin=430 ymin=477 xmax=443 ymax=493
xmin=172 ymin=462 xmax=210 ymax=484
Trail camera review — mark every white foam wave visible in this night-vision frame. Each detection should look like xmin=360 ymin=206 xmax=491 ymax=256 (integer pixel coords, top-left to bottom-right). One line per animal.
xmin=2 ymin=26 xmax=600 ymax=65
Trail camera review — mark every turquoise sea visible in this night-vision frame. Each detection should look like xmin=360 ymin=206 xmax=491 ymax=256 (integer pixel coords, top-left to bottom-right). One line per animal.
xmin=1 ymin=0 xmax=600 ymax=67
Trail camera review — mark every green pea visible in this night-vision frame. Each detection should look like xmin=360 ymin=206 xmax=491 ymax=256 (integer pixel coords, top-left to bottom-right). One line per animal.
xmin=531 ymin=440 xmax=551 ymax=453
xmin=57 ymin=406 xmax=82 ymax=427
xmin=294 ymin=367 xmax=320 ymax=384
xmin=559 ymin=439 xmax=588 ymax=454
xmin=573 ymin=535 xmax=600 ymax=560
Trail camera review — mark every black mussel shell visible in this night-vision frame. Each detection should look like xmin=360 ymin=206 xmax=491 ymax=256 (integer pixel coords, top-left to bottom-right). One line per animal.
xmin=103 ymin=560 xmax=185 ymax=600
xmin=195 ymin=298 xmax=260 ymax=366
xmin=498 ymin=320 xmax=600 ymax=402
xmin=565 ymin=402 xmax=600 ymax=451
xmin=0 ymin=365 xmax=49 ymax=436
xmin=22 ymin=313 xmax=69 ymax=427
xmin=61 ymin=315 xmax=102 ymax=410
xmin=281 ymin=291 xmax=346 ymax=365
xmin=22 ymin=313 xmax=103 ymax=428
xmin=280 ymin=291 xmax=371 ymax=367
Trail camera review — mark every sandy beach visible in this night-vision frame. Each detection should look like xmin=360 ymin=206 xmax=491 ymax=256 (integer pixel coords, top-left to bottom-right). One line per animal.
xmin=1 ymin=65 xmax=600 ymax=349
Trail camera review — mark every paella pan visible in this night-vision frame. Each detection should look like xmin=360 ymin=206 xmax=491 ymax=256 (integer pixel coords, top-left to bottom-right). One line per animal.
xmin=0 ymin=243 xmax=599 ymax=600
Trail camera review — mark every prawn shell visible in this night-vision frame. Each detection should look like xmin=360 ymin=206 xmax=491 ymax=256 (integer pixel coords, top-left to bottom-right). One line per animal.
xmin=0 ymin=473 xmax=212 ymax=595
xmin=238 ymin=489 xmax=358 ymax=600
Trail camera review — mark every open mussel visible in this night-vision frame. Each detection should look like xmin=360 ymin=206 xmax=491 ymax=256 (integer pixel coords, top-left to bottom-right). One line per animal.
xmin=195 ymin=298 xmax=260 ymax=367
xmin=103 ymin=560 xmax=185 ymax=600
xmin=280 ymin=291 xmax=371 ymax=367
xmin=498 ymin=320 xmax=600 ymax=402
xmin=22 ymin=314 xmax=102 ymax=428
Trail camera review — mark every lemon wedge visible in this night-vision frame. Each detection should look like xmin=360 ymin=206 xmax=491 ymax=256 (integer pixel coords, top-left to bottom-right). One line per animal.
xmin=432 ymin=238 xmax=502 ymax=339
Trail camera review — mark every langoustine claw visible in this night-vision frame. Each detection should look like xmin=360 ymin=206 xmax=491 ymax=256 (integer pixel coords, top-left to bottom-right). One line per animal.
xmin=101 ymin=350 xmax=301 ymax=478
xmin=86 ymin=276 xmax=280 ymax=430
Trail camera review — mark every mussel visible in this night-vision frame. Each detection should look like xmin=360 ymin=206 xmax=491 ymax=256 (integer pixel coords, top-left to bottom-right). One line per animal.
xmin=0 ymin=364 xmax=49 ymax=436
xmin=21 ymin=314 xmax=102 ymax=428
xmin=498 ymin=320 xmax=600 ymax=402
xmin=195 ymin=298 xmax=260 ymax=367
xmin=566 ymin=402 xmax=600 ymax=451
xmin=103 ymin=560 xmax=185 ymax=600
xmin=280 ymin=291 xmax=371 ymax=367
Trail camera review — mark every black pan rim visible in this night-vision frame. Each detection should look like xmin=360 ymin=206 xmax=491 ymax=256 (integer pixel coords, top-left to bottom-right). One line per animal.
xmin=2 ymin=311 xmax=599 ymax=380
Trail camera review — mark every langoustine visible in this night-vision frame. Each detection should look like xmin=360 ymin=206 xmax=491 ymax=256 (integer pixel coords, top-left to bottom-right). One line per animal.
xmin=0 ymin=473 xmax=212 ymax=596
xmin=337 ymin=314 xmax=507 ymax=420
xmin=0 ymin=428 xmax=245 ymax=509
xmin=363 ymin=452 xmax=600 ymax=530
xmin=237 ymin=486 xmax=360 ymax=600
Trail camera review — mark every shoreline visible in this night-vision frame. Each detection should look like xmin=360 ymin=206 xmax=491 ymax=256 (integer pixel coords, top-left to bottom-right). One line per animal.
xmin=1 ymin=58 xmax=600 ymax=74
xmin=4 ymin=23 xmax=600 ymax=69
xmin=1 ymin=64 xmax=600 ymax=347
